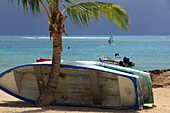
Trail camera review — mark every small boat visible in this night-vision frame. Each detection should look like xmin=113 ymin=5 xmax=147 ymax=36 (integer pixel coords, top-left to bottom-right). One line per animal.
xmin=36 ymin=58 xmax=52 ymax=62
xmin=99 ymin=56 xmax=135 ymax=67
xmin=35 ymin=58 xmax=153 ymax=103
xmin=77 ymin=61 xmax=154 ymax=104
xmin=0 ymin=61 xmax=143 ymax=109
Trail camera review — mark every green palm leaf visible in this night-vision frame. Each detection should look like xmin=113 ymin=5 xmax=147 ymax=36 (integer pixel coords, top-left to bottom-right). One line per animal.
xmin=44 ymin=0 xmax=76 ymax=8
xmin=17 ymin=0 xmax=41 ymax=15
xmin=64 ymin=1 xmax=130 ymax=31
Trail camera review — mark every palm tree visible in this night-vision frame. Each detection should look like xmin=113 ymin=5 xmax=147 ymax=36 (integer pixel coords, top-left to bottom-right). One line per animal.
xmin=11 ymin=0 xmax=130 ymax=107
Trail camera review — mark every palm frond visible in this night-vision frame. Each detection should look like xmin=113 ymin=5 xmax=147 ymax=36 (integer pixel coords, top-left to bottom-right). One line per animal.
xmin=44 ymin=0 xmax=76 ymax=9
xmin=63 ymin=0 xmax=78 ymax=3
xmin=65 ymin=1 xmax=130 ymax=31
xmin=17 ymin=0 xmax=41 ymax=16
xmin=60 ymin=0 xmax=79 ymax=11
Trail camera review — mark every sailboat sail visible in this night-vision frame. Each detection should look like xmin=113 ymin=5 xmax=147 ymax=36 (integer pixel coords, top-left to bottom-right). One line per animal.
xmin=108 ymin=32 xmax=113 ymax=44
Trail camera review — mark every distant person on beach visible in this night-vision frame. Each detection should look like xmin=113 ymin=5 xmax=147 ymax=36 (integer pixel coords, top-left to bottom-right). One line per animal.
xmin=115 ymin=53 xmax=120 ymax=61
xmin=108 ymin=32 xmax=113 ymax=45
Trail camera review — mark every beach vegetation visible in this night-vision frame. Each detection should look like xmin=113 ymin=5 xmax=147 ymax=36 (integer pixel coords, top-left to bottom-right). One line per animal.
xmin=10 ymin=0 xmax=130 ymax=107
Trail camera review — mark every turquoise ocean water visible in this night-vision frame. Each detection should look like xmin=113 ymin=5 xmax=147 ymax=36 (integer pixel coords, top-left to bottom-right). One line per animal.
xmin=0 ymin=35 xmax=170 ymax=73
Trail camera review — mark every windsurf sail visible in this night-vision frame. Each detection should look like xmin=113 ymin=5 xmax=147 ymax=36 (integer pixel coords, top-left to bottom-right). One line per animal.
xmin=108 ymin=32 xmax=113 ymax=44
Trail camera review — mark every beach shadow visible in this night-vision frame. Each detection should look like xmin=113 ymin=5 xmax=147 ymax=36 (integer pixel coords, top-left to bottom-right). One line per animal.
xmin=0 ymin=101 xmax=34 ymax=107
xmin=0 ymin=101 xmax=154 ymax=113
xmin=142 ymin=105 xmax=155 ymax=110
xmin=21 ymin=105 xmax=139 ymax=113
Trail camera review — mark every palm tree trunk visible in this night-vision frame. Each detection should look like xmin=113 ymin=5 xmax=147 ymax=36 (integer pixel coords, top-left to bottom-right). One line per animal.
xmin=35 ymin=34 xmax=62 ymax=107
xmin=35 ymin=9 xmax=63 ymax=107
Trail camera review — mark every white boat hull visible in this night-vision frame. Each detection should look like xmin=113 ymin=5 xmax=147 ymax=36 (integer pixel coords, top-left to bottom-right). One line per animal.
xmin=0 ymin=61 xmax=143 ymax=109
xmin=77 ymin=61 xmax=154 ymax=103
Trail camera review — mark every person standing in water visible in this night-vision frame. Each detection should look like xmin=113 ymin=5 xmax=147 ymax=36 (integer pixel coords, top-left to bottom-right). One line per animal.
xmin=108 ymin=32 xmax=113 ymax=45
xmin=115 ymin=53 xmax=120 ymax=61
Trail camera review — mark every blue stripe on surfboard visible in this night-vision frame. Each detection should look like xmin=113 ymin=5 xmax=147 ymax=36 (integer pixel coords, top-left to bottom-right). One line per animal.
xmin=52 ymin=102 xmax=140 ymax=109
xmin=0 ymin=63 xmax=141 ymax=109
xmin=0 ymin=64 xmax=44 ymax=78
xmin=102 ymin=60 xmax=119 ymax=63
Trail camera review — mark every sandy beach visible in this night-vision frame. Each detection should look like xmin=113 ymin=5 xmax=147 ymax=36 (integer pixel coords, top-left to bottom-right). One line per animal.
xmin=0 ymin=70 xmax=170 ymax=113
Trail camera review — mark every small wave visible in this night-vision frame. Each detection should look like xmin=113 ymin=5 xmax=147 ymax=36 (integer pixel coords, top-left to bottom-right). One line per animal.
xmin=63 ymin=36 xmax=108 ymax=39
xmin=159 ymin=36 xmax=169 ymax=39
xmin=23 ymin=35 xmax=170 ymax=39
xmin=23 ymin=36 xmax=108 ymax=39
xmin=24 ymin=36 xmax=50 ymax=39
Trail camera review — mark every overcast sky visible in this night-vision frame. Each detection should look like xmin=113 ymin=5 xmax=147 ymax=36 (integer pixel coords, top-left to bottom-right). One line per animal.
xmin=0 ymin=0 xmax=170 ymax=36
